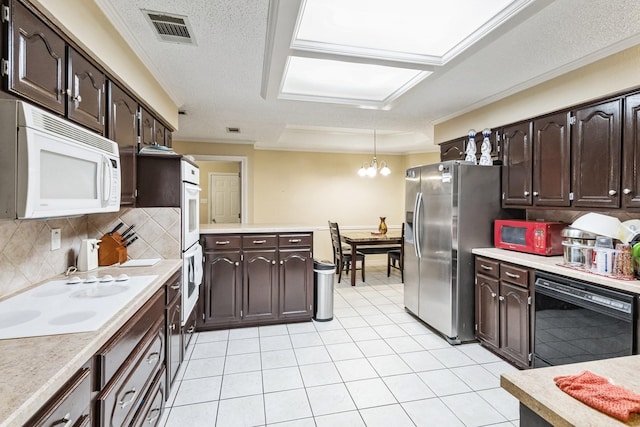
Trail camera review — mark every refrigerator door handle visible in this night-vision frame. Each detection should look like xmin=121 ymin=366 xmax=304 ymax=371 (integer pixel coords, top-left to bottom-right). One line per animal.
xmin=414 ymin=192 xmax=423 ymax=258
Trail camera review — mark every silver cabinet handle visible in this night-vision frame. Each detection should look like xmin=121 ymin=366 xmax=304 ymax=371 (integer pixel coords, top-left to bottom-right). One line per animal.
xmin=235 ymin=262 xmax=239 ymax=266
xmin=480 ymin=265 xmax=493 ymax=271
xmin=187 ymin=326 xmax=195 ymax=333
xmin=623 ymin=188 xmax=632 ymax=195
xmin=51 ymin=413 xmax=72 ymax=427
xmin=523 ymin=191 xmax=530 ymax=196
xmin=73 ymin=94 xmax=82 ymax=103
xmin=491 ymin=292 xmax=497 ymax=298
xmin=499 ymin=296 xmax=505 ymax=301
xmin=215 ymin=240 xmax=230 ymax=245
xmin=288 ymin=238 xmax=302 ymax=243
xmin=170 ymin=284 xmax=181 ymax=290
xmin=253 ymin=240 xmax=267 ymax=244
xmin=119 ymin=388 xmax=137 ymax=408
xmin=533 ymin=191 xmax=539 ymax=196
xmin=609 ymin=190 xmax=617 ymax=196
xmin=280 ymin=260 xmax=283 ymax=265
xmin=271 ymin=260 xmax=276 ymax=265
xmin=147 ymin=351 xmax=160 ymax=364
xmin=504 ymin=271 xmax=520 ymax=279
xmin=146 ymin=408 xmax=161 ymax=424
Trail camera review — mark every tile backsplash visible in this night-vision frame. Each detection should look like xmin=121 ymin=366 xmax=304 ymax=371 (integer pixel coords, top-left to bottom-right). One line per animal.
xmin=0 ymin=207 xmax=181 ymax=300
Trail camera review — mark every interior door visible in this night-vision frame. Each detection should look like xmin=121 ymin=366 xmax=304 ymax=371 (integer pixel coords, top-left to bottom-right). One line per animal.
xmin=209 ymin=173 xmax=240 ymax=224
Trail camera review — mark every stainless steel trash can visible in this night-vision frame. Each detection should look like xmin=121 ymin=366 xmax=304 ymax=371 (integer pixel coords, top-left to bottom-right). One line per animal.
xmin=314 ymin=259 xmax=336 ymax=321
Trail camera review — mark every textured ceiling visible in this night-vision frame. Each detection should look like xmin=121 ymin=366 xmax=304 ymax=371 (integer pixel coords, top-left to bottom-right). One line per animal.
xmin=94 ymin=0 xmax=640 ymax=154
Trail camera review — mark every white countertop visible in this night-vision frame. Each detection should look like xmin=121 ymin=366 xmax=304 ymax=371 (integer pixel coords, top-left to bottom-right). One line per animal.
xmin=0 ymin=260 xmax=182 ymax=427
xmin=472 ymin=247 xmax=640 ymax=295
xmin=200 ymin=223 xmax=315 ymax=234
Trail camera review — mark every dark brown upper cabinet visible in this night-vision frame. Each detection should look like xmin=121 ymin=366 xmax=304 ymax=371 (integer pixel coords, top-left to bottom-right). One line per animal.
xmin=6 ymin=0 xmax=105 ymax=133
xmin=108 ymin=82 xmax=139 ymax=206
xmin=439 ymin=137 xmax=466 ymax=161
xmin=572 ymin=99 xmax=622 ymax=208
xmin=6 ymin=0 xmax=65 ymax=114
xmin=532 ymin=112 xmax=571 ymax=207
xmin=141 ymin=107 xmax=170 ymax=146
xmin=67 ymin=47 xmax=105 ymax=133
xmin=622 ymin=93 xmax=640 ymax=208
xmin=501 ymin=121 xmax=533 ymax=206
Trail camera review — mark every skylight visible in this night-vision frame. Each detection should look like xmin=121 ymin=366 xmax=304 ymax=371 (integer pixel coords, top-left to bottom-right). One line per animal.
xmin=280 ymin=57 xmax=430 ymax=108
xmin=292 ymin=0 xmax=529 ymax=65
xmin=278 ymin=0 xmax=531 ymax=108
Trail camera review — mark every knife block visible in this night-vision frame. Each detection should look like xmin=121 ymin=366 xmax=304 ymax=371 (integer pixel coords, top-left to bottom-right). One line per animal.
xmin=98 ymin=233 xmax=128 ymax=266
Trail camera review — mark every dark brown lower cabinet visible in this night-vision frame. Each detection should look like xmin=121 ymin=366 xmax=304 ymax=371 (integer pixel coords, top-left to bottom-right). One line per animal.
xmin=25 ymin=362 xmax=91 ymax=427
xmin=475 ymin=256 xmax=532 ymax=368
xmin=199 ymin=232 xmax=314 ymax=330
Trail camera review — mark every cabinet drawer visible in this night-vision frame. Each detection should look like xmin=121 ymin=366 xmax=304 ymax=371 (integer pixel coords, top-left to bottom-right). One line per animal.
xmin=131 ymin=369 xmax=165 ymax=427
xmin=279 ymin=233 xmax=313 ymax=248
xmin=500 ymin=263 xmax=529 ymax=288
xmin=165 ymin=270 xmax=182 ymax=305
xmin=202 ymin=235 xmax=242 ymax=250
xmin=476 ymin=257 xmax=499 ymax=279
xmin=27 ymin=364 xmax=91 ymax=427
xmin=97 ymin=318 xmax=165 ymax=427
xmin=95 ymin=288 xmax=164 ymax=389
xmin=243 ymin=235 xmax=277 ymax=249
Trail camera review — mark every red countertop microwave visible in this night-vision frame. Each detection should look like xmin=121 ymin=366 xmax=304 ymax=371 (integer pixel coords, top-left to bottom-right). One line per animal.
xmin=494 ymin=220 xmax=565 ymax=256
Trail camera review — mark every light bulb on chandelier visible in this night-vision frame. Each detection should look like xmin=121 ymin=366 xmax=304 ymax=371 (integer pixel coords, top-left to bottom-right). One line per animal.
xmin=357 ymin=130 xmax=390 ymax=177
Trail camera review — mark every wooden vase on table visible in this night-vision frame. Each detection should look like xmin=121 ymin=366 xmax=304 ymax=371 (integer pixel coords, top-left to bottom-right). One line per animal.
xmin=378 ymin=217 xmax=387 ymax=234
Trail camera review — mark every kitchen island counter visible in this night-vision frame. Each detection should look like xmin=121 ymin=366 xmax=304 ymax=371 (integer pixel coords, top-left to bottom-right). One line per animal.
xmin=472 ymin=247 xmax=640 ymax=295
xmin=501 ymin=355 xmax=640 ymax=426
xmin=200 ymin=223 xmax=315 ymax=234
xmin=0 ymin=260 xmax=182 ymax=427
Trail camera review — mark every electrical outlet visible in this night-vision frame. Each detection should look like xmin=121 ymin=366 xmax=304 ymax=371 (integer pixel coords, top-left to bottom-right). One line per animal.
xmin=51 ymin=228 xmax=61 ymax=250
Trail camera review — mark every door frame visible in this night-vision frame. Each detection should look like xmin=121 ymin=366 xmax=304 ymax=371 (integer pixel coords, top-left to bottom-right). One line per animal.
xmin=190 ymin=155 xmax=248 ymax=224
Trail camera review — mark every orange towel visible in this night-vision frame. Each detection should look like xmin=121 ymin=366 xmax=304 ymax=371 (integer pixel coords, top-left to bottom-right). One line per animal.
xmin=554 ymin=370 xmax=640 ymax=422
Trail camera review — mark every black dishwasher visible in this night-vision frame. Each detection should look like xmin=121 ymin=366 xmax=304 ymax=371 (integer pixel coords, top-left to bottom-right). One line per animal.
xmin=533 ymin=271 xmax=636 ymax=367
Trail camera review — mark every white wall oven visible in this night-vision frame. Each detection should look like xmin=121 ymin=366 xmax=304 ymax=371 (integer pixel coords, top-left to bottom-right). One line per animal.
xmin=181 ymin=159 xmax=203 ymax=325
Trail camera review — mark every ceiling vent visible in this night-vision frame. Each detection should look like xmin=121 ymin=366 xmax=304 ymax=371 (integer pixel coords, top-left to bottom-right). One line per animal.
xmin=143 ymin=10 xmax=196 ymax=45
xmin=226 ymin=127 xmax=241 ymax=134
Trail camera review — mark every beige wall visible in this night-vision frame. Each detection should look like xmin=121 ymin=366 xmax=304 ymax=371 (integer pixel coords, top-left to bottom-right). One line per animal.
xmin=174 ymin=140 xmax=434 ymax=260
xmin=32 ymin=0 xmax=179 ymax=129
xmin=435 ymin=45 xmax=640 ymax=142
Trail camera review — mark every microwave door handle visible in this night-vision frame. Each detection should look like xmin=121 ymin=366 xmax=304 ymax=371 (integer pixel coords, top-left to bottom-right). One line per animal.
xmin=102 ymin=156 xmax=112 ymax=203
xmin=414 ymin=192 xmax=423 ymax=258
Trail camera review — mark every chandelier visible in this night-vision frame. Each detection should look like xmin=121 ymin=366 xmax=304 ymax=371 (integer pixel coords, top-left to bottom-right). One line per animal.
xmin=357 ymin=130 xmax=391 ymax=177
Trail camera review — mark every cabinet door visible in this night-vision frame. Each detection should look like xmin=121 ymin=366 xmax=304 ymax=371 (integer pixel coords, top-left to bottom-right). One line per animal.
xmin=533 ymin=112 xmax=571 ymax=206
xmin=166 ymin=296 xmax=182 ymax=390
xmin=622 ymin=93 xmax=640 ymax=208
xmin=501 ymin=122 xmax=533 ymax=206
xmin=499 ymin=282 xmax=530 ymax=367
xmin=8 ymin=0 xmax=65 ymax=113
xmin=140 ymin=108 xmax=155 ymax=146
xmin=67 ymin=48 xmax=105 ymax=133
xmin=279 ymin=249 xmax=313 ymax=319
xmin=200 ymin=250 xmax=242 ymax=327
xmin=243 ymin=249 xmax=278 ymax=322
xmin=439 ymin=137 xmax=466 ymax=161
xmin=572 ymin=99 xmax=622 ymax=208
xmin=108 ymin=82 xmax=139 ymax=206
xmin=165 ymin=130 xmax=173 ymax=148
xmin=154 ymin=123 xmax=166 ymax=147
xmin=475 ymin=274 xmax=499 ymax=348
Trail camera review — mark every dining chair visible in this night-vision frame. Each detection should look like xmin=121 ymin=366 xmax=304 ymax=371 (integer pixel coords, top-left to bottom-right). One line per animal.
xmin=328 ymin=221 xmax=365 ymax=283
xmin=387 ymin=222 xmax=404 ymax=282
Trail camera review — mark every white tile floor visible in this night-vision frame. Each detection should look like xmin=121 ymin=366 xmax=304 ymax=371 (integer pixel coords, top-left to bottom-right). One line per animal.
xmin=160 ymin=266 xmax=520 ymax=427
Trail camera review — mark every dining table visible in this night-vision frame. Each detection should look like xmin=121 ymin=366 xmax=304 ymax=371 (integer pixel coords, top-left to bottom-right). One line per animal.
xmin=340 ymin=230 xmax=403 ymax=286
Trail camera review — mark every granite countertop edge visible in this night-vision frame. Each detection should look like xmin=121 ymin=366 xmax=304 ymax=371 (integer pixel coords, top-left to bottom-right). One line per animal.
xmin=0 ymin=259 xmax=182 ymax=427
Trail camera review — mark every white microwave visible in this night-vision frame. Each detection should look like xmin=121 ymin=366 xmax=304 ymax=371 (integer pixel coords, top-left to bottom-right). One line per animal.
xmin=0 ymin=100 xmax=121 ymax=219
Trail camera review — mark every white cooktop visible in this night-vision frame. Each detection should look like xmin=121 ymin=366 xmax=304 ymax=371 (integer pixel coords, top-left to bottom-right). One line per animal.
xmin=0 ymin=274 xmax=158 ymax=339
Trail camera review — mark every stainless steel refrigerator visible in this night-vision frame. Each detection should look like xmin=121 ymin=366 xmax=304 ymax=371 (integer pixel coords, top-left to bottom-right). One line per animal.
xmin=404 ymin=161 xmax=501 ymax=344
